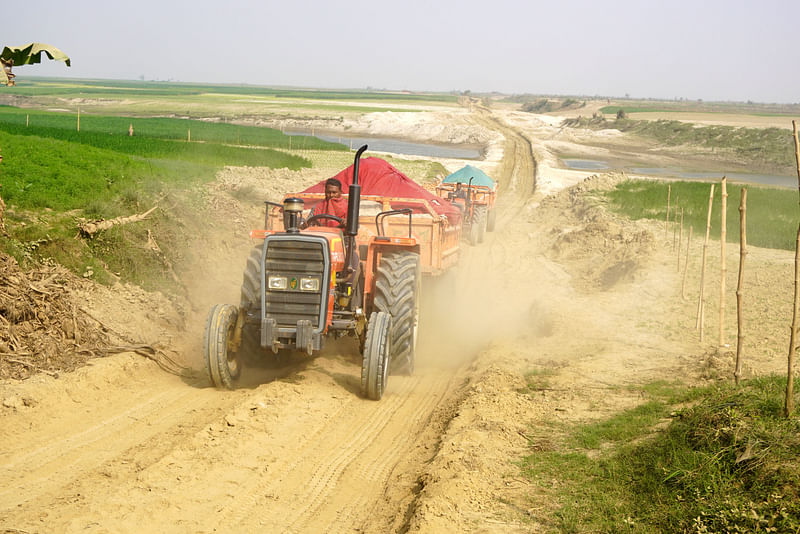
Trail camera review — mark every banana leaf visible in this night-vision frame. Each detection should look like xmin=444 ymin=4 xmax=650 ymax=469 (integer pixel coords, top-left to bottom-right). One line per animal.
xmin=1 ymin=43 xmax=70 ymax=85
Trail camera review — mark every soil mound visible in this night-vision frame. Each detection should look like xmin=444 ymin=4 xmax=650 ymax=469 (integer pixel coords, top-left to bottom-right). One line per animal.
xmin=532 ymin=172 xmax=655 ymax=290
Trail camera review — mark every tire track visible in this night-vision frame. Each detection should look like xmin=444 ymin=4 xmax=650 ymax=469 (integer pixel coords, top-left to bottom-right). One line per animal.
xmin=0 ymin=381 xmax=243 ymax=513
xmin=228 ymin=374 xmax=432 ymax=532
xmin=288 ymin=374 xmax=457 ymax=533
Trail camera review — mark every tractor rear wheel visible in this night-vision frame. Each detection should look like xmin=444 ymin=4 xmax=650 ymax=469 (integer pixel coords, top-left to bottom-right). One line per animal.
xmin=487 ymin=208 xmax=497 ymax=232
xmin=374 ymin=250 xmax=420 ymax=375
xmin=475 ymin=206 xmax=487 ymax=243
xmin=203 ymin=303 xmax=242 ymax=389
xmin=360 ymin=312 xmax=392 ymax=400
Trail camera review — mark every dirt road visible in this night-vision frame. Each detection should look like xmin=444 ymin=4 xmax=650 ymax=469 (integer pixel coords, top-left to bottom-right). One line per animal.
xmin=2 ymin=107 xmax=788 ymax=532
xmin=0 ymin=109 xmax=534 ymax=533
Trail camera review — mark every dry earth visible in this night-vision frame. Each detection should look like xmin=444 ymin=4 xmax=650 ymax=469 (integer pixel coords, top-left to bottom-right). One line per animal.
xmin=1 ymin=106 xmax=795 ymax=533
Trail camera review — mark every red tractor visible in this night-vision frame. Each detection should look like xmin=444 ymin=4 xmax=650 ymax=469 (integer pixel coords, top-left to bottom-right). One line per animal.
xmin=203 ymin=146 xmax=461 ymax=399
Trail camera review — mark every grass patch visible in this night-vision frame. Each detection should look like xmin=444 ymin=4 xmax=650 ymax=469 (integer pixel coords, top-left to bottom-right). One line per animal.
xmin=520 ymin=377 xmax=800 ymax=532
xmin=602 ymin=179 xmax=800 ymax=250
xmin=521 ymin=368 xmax=559 ymax=392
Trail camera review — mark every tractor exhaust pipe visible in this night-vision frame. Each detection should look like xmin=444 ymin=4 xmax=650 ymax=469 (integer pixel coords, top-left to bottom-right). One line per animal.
xmin=343 ymin=145 xmax=368 ymax=278
xmin=346 ymin=144 xmax=368 ymax=237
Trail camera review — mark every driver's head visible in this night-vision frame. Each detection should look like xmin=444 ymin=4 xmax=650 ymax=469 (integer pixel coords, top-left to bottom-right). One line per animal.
xmin=325 ymin=178 xmax=342 ymax=201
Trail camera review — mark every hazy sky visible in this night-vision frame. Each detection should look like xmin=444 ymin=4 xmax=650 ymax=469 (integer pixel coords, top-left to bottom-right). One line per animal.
xmin=7 ymin=0 xmax=800 ymax=102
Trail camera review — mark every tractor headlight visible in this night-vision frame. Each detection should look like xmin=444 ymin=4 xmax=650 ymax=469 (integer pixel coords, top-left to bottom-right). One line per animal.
xmin=268 ymin=275 xmax=288 ymax=290
xmin=300 ymin=277 xmax=320 ymax=292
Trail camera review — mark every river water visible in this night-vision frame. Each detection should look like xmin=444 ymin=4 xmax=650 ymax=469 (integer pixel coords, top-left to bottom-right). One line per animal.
xmin=561 ymin=158 xmax=795 ymax=189
xmin=286 ymin=130 xmax=483 ymax=160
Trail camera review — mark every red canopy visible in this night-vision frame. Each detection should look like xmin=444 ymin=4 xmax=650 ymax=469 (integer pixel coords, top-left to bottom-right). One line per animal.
xmin=300 ymin=157 xmax=461 ymax=224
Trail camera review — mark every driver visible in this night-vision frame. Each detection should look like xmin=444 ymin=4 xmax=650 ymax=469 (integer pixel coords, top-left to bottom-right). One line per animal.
xmin=307 ymin=178 xmax=347 ymax=228
xmin=448 ymin=182 xmax=468 ymax=202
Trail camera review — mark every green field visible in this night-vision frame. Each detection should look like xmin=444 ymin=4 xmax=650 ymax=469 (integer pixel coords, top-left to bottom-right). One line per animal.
xmin=600 ymin=106 xmax=682 ymax=114
xmin=602 ymin=179 xmax=800 ymax=250
xmin=0 ymin=106 xmax=345 ymax=149
xmin=0 ymin=105 xmax=340 ymax=290
xmin=6 ymin=77 xmax=458 ymax=104
xmin=0 ymin=98 xmax=448 ymax=292
xmin=0 ymin=106 xmax=352 ymax=210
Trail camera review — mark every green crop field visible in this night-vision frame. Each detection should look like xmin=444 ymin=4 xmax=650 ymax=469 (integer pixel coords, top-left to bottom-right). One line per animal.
xmin=6 ymin=77 xmax=458 ymax=104
xmin=0 ymin=103 xmax=341 ymax=289
xmin=602 ymin=179 xmax=800 ymax=250
xmin=0 ymin=106 xmax=346 ymax=150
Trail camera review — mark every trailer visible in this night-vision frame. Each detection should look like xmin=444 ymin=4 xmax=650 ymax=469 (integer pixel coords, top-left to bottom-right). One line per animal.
xmin=435 ymin=164 xmax=498 ymax=245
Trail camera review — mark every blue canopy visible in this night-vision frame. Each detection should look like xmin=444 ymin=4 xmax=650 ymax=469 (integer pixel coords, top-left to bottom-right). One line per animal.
xmin=442 ymin=165 xmax=496 ymax=189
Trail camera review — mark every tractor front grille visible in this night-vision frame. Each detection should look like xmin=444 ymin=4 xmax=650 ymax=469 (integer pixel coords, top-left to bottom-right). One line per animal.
xmin=263 ymin=237 xmax=328 ymax=329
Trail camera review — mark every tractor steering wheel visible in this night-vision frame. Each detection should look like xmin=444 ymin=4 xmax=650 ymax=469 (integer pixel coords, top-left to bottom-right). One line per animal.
xmin=305 ymin=214 xmax=345 ymax=228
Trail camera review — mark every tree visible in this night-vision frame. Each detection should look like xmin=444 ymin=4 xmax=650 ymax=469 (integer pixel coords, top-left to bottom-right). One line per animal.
xmin=616 ymin=109 xmax=628 ymax=120
xmin=1 ymin=43 xmax=71 ymax=86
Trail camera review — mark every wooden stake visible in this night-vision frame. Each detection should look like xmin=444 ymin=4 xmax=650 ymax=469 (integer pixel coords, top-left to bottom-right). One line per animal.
xmin=665 ymin=184 xmax=671 ymax=237
xmin=77 ymin=107 xmax=80 ymax=132
xmin=682 ymin=226 xmax=692 ymax=301
xmin=793 ymin=120 xmax=800 ymax=206
xmin=26 ymin=114 xmax=29 ymax=127
xmin=735 ymin=188 xmax=747 ymax=385
xmin=678 ymin=207 xmax=684 ymax=272
xmin=720 ymin=177 xmax=728 ymax=348
xmin=789 ymin=120 xmax=800 ymax=414
xmin=786 ymin=222 xmax=800 ymax=417
xmin=673 ymin=198 xmax=679 ymax=251
xmin=696 ymin=183 xmax=715 ymax=341
xmin=187 ymin=128 xmax=191 ymax=142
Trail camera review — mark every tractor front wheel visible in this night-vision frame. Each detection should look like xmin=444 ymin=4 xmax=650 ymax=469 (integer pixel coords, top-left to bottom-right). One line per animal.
xmin=469 ymin=219 xmax=479 ymax=246
xmin=360 ymin=312 xmax=392 ymax=400
xmin=203 ymin=303 xmax=242 ymax=389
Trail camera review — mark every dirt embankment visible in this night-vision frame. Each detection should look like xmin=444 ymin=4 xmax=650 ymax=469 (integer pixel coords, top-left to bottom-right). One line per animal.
xmin=1 ymin=108 xmax=794 ymax=532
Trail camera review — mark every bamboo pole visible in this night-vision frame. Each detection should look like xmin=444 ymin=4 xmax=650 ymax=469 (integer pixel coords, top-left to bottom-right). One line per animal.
xmin=77 ymin=107 xmax=80 ymax=132
xmin=786 ymin=223 xmax=800 ymax=416
xmin=665 ymin=184 xmax=671 ymax=237
xmin=735 ymin=188 xmax=747 ymax=385
xmin=719 ymin=177 xmax=728 ymax=348
xmin=696 ymin=183 xmax=715 ymax=341
xmin=26 ymin=114 xmax=28 ymax=127
xmin=672 ymin=199 xmax=679 ymax=251
xmin=789 ymin=121 xmax=800 ymax=415
xmin=793 ymin=120 xmax=800 ymax=206
xmin=187 ymin=128 xmax=191 ymax=142
xmin=678 ymin=207 xmax=684 ymax=272
xmin=682 ymin=226 xmax=692 ymax=301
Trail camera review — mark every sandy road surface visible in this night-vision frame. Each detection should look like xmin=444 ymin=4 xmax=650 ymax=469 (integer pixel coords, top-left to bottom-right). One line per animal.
xmin=0 ymin=108 xmax=540 ymax=533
